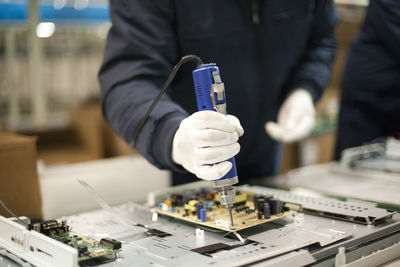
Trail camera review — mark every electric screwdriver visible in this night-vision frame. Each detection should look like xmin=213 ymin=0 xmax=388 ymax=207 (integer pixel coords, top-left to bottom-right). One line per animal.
xmin=192 ymin=63 xmax=238 ymax=230
xmin=130 ymin=56 xmax=238 ymax=229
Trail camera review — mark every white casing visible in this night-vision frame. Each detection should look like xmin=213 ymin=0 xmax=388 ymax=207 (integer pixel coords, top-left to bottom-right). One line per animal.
xmin=0 ymin=215 xmax=78 ymax=267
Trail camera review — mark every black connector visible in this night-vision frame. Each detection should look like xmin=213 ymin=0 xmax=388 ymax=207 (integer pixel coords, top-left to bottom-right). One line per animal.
xmin=100 ymin=238 xmax=122 ymax=250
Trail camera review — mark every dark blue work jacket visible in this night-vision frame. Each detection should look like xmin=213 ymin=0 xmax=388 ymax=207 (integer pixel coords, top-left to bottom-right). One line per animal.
xmin=99 ymin=0 xmax=337 ymax=184
xmin=341 ymin=0 xmax=400 ymax=115
xmin=335 ymin=0 xmax=400 ymax=157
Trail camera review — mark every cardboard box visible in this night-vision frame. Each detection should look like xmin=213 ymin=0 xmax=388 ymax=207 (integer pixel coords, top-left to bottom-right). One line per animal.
xmin=35 ymin=103 xmax=137 ymax=165
xmin=103 ymin=121 xmax=134 ymax=157
xmin=37 ymin=104 xmax=105 ymax=165
xmin=0 ymin=133 xmax=42 ymax=220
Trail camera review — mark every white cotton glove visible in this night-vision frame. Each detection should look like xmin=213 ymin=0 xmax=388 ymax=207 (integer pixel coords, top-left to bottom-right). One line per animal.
xmin=172 ymin=111 xmax=244 ymax=181
xmin=265 ymin=89 xmax=316 ymax=143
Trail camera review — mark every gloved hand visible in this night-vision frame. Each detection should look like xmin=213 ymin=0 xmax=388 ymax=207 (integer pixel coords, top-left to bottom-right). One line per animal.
xmin=172 ymin=111 xmax=244 ymax=181
xmin=265 ymin=89 xmax=315 ymax=143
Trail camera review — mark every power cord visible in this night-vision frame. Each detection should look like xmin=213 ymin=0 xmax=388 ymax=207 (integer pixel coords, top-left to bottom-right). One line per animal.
xmin=130 ymin=55 xmax=203 ymax=147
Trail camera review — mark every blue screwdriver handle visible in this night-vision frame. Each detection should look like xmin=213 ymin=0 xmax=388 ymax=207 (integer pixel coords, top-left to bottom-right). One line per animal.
xmin=192 ymin=64 xmax=238 ymax=180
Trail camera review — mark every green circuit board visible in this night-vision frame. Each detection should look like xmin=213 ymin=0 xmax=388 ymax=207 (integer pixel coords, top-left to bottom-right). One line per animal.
xmin=31 ymin=219 xmax=121 ymax=263
xmin=53 ymin=232 xmax=121 ymax=261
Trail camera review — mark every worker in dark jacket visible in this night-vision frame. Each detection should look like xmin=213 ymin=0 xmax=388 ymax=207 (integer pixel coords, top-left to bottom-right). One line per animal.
xmin=99 ymin=1 xmax=337 ymax=185
xmin=335 ymin=0 xmax=400 ymax=159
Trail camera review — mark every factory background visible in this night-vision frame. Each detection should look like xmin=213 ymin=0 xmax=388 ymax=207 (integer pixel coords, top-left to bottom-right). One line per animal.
xmin=0 ymin=0 xmax=369 ymax=220
xmin=1 ymin=2 xmax=400 ymax=266
xmin=0 ymin=0 xmax=367 ymax=170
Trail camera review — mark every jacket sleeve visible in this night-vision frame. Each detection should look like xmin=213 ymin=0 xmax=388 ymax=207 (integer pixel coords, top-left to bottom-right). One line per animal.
xmin=98 ymin=0 xmax=188 ymax=170
xmin=286 ymin=0 xmax=338 ymax=102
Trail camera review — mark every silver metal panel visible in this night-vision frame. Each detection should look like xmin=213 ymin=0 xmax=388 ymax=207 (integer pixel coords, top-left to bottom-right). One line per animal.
xmin=0 ymin=249 xmax=35 ymax=267
xmin=2 ymin=211 xmax=400 ymax=267
xmin=297 ymin=214 xmax=400 ymax=262
xmin=239 ymin=185 xmax=396 ymax=224
xmin=343 ymin=239 xmax=400 ymax=267
xmin=2 ymin=184 xmax=400 ymax=267
xmin=75 ymin=204 xmax=399 ymax=266
xmin=249 ymin=220 xmax=351 ymax=248
xmin=312 ymin=231 xmax=400 ymax=267
xmin=278 ymin=163 xmax=400 ymax=205
xmin=251 ymin=250 xmax=316 ymax=267
xmin=355 ymin=158 xmax=400 ymax=173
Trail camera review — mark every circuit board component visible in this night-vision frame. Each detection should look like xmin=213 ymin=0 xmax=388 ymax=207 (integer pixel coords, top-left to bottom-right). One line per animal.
xmin=30 ymin=219 xmax=122 ymax=263
xmin=154 ymin=190 xmax=292 ymax=231
xmin=100 ymin=238 xmax=122 ymax=250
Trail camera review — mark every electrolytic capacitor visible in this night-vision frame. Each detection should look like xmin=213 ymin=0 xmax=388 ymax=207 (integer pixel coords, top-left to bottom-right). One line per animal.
xmin=253 ymin=194 xmax=261 ymax=209
xmin=270 ymin=199 xmax=283 ymax=215
xmin=256 ymin=197 xmax=264 ymax=212
xmin=264 ymin=194 xmax=273 ymax=202
xmin=196 ymin=203 xmax=204 ymax=219
xmin=276 ymin=200 xmax=283 ymax=214
xmin=200 ymin=209 xmax=207 ymax=222
xmin=259 ymin=197 xmax=266 ymax=212
xmin=264 ymin=203 xmax=271 ymax=219
xmin=270 ymin=199 xmax=278 ymax=215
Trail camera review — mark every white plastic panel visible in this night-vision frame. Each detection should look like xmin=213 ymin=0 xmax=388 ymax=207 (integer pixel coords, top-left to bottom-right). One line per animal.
xmin=27 ymin=231 xmax=78 ymax=267
xmin=0 ymin=216 xmax=27 ymax=254
xmin=0 ymin=216 xmax=78 ymax=267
